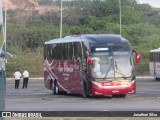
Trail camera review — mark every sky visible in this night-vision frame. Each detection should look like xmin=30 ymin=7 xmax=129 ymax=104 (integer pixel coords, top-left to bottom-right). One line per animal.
xmin=138 ymin=0 xmax=160 ymax=8
xmin=0 ymin=1 xmax=3 ymax=24
xmin=63 ymin=0 xmax=160 ymax=8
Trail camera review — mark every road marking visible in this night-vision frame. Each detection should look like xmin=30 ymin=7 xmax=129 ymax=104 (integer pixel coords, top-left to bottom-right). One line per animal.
xmin=139 ymin=100 xmax=157 ymax=104
xmin=138 ymin=92 xmax=160 ymax=95
xmin=90 ymin=100 xmax=109 ymax=104
xmin=102 ymin=110 xmax=109 ymax=111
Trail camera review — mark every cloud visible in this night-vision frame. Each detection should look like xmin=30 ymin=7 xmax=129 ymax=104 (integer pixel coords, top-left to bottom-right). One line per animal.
xmin=138 ymin=0 xmax=160 ymax=8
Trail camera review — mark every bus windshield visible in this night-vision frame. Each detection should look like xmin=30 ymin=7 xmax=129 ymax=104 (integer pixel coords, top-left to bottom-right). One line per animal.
xmin=92 ymin=46 xmax=133 ymax=80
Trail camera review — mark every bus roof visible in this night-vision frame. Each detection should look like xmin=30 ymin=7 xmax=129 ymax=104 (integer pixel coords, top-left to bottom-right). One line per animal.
xmin=81 ymin=34 xmax=130 ymax=46
xmin=44 ymin=34 xmax=130 ymax=46
xmin=150 ymin=48 xmax=160 ymax=52
xmin=44 ymin=37 xmax=82 ymax=44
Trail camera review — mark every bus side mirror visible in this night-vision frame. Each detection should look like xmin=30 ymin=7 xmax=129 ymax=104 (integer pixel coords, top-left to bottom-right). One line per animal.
xmin=136 ymin=51 xmax=141 ymax=63
xmin=87 ymin=56 xmax=92 ymax=65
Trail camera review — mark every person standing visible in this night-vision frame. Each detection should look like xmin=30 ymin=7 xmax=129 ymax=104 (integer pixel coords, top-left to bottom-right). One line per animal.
xmin=14 ymin=69 xmax=22 ymax=89
xmin=22 ymin=69 xmax=29 ymax=89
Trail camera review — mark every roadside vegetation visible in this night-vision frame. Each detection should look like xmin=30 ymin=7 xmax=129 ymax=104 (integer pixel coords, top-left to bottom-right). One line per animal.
xmin=5 ymin=0 xmax=160 ymax=77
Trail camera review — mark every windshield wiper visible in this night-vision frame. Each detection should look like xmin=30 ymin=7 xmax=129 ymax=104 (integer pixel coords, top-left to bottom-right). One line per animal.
xmin=114 ymin=59 xmax=128 ymax=79
xmin=103 ymin=56 xmax=114 ymax=80
xmin=103 ymin=57 xmax=129 ymax=80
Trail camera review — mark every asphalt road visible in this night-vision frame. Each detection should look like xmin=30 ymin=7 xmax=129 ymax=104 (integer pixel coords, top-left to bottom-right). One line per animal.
xmin=4 ymin=77 xmax=160 ymax=112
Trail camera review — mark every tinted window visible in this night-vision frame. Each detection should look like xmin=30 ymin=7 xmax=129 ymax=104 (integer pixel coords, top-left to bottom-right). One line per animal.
xmin=150 ymin=52 xmax=160 ymax=62
xmin=45 ymin=42 xmax=83 ymax=60
xmin=73 ymin=42 xmax=82 ymax=60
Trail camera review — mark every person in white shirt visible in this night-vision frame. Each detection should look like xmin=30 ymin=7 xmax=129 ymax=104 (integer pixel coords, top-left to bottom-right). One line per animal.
xmin=22 ymin=69 xmax=29 ymax=89
xmin=14 ymin=69 xmax=22 ymax=89
xmin=92 ymin=58 xmax=101 ymax=77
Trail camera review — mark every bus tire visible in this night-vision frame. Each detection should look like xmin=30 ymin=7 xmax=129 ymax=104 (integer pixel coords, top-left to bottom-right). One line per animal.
xmin=51 ymin=82 xmax=54 ymax=95
xmin=51 ymin=81 xmax=59 ymax=95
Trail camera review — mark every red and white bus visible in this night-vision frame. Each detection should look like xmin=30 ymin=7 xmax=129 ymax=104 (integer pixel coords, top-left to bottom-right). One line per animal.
xmin=149 ymin=48 xmax=160 ymax=80
xmin=44 ymin=34 xmax=140 ymax=98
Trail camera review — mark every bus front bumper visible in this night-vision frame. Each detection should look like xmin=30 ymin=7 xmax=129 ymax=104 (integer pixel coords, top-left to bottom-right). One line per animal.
xmin=91 ymin=81 xmax=136 ymax=96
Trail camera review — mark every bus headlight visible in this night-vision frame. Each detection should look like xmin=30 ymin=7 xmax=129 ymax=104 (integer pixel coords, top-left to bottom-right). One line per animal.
xmin=127 ymin=80 xmax=135 ymax=86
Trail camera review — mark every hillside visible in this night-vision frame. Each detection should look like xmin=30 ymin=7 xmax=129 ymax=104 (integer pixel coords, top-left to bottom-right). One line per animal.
xmin=2 ymin=0 xmax=60 ymax=14
xmin=4 ymin=0 xmax=160 ymax=77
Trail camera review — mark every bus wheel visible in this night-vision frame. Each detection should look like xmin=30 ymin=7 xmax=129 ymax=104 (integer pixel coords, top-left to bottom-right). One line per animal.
xmin=52 ymin=81 xmax=59 ymax=95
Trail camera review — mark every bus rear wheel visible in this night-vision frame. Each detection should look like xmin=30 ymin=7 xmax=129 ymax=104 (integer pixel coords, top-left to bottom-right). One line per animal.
xmin=51 ymin=81 xmax=59 ymax=95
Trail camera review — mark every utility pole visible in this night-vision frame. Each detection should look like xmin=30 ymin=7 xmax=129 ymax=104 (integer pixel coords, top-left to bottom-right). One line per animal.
xmin=119 ymin=0 xmax=122 ymax=35
xmin=60 ymin=0 xmax=63 ymax=38
xmin=0 ymin=0 xmax=6 ymax=119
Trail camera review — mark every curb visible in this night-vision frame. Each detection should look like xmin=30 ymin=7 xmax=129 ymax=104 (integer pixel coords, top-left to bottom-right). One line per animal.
xmin=136 ymin=76 xmax=153 ymax=79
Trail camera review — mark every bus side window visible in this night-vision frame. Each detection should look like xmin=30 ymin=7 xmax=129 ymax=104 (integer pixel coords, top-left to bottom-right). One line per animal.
xmin=47 ymin=45 xmax=52 ymax=60
xmin=65 ymin=43 xmax=70 ymax=60
xmin=71 ymin=42 xmax=75 ymax=60
xmin=155 ymin=53 xmax=157 ymax=62
xmin=67 ymin=43 xmax=72 ymax=60
xmin=67 ymin=42 xmax=73 ymax=60
xmin=152 ymin=53 xmax=154 ymax=61
xmin=157 ymin=52 xmax=159 ymax=62
xmin=149 ymin=52 xmax=152 ymax=62
xmin=153 ymin=52 xmax=156 ymax=62
xmin=74 ymin=42 xmax=82 ymax=61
